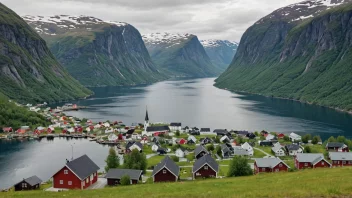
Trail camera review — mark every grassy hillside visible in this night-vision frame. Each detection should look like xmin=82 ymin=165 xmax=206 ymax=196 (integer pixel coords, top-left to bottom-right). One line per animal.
xmin=215 ymin=3 xmax=352 ymax=111
xmin=3 ymin=167 xmax=352 ymax=197
xmin=0 ymin=94 xmax=50 ymax=130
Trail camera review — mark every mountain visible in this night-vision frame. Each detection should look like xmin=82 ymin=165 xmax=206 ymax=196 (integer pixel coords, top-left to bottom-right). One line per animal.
xmin=23 ymin=15 xmax=166 ymax=87
xmin=142 ymin=32 xmax=222 ymax=77
xmin=215 ymin=0 xmax=352 ymax=111
xmin=0 ymin=3 xmax=91 ymax=103
xmin=200 ymin=39 xmax=238 ymax=70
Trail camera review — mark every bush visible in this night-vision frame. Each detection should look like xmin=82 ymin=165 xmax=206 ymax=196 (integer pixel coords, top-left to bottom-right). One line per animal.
xmin=214 ymin=136 xmax=220 ymax=143
xmin=227 ymin=156 xmax=252 ymax=177
xmin=206 ymin=144 xmax=215 ymax=152
xmin=105 ymin=147 xmax=119 ymax=172
xmin=302 ymin=134 xmax=312 ymax=144
xmin=171 ymin=155 xmax=179 ymax=162
xmin=175 ymin=130 xmax=180 ymax=136
xmin=304 ymin=146 xmax=312 ymax=153
xmin=120 ymin=175 xmax=131 ymax=185
xmin=312 ymin=136 xmax=320 ymax=144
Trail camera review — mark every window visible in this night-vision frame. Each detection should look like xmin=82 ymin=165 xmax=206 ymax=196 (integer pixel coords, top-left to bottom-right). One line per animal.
xmin=204 ymin=166 xmax=208 ymax=170
xmin=322 ymin=162 xmax=324 ymax=165
xmin=22 ymin=183 xmax=27 ymax=188
xmin=68 ymin=181 xmax=72 ymax=185
xmin=60 ymin=180 xmax=63 ymax=185
xmin=262 ymin=168 xmax=265 ymax=171
xmin=86 ymin=178 xmax=89 ymax=183
xmin=343 ymin=161 xmax=346 ymax=164
xmin=279 ymin=164 xmax=282 ymax=167
xmin=64 ymin=170 xmax=68 ymax=175
xmin=275 ymin=169 xmax=279 ymax=172
xmin=304 ymin=163 xmax=308 ymax=166
xmin=163 ymin=170 xmax=167 ymax=174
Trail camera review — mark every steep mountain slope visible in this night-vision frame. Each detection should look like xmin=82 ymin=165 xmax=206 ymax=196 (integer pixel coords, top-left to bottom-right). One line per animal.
xmin=23 ymin=15 xmax=165 ymax=87
xmin=0 ymin=3 xmax=91 ymax=103
xmin=142 ymin=33 xmax=222 ymax=77
xmin=200 ymin=40 xmax=238 ymax=70
xmin=216 ymin=0 xmax=352 ymax=111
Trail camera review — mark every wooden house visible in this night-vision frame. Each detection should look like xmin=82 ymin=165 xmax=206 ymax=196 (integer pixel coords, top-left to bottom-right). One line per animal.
xmin=329 ymin=152 xmax=352 ymax=167
xmin=326 ymin=142 xmax=349 ymax=152
xmin=14 ymin=176 xmax=42 ymax=191
xmin=105 ymin=169 xmax=142 ymax=185
xmin=192 ymin=154 xmax=219 ymax=179
xmin=254 ymin=158 xmax=290 ymax=174
xmin=152 ymin=156 xmax=180 ymax=182
xmin=295 ymin=153 xmax=331 ymax=169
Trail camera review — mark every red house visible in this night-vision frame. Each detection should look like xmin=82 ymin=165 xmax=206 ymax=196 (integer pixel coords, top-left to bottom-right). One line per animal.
xmin=3 ymin=127 xmax=13 ymax=133
xmin=329 ymin=152 xmax=352 ymax=167
xmin=152 ymin=156 xmax=179 ymax=183
xmin=176 ymin=138 xmax=187 ymax=145
xmin=277 ymin=133 xmax=285 ymax=139
xmin=254 ymin=158 xmax=290 ymax=174
xmin=325 ymin=142 xmax=349 ymax=152
xmin=295 ymin=153 xmax=331 ymax=169
xmin=192 ymin=154 xmax=219 ymax=179
xmin=52 ymin=155 xmax=99 ymax=189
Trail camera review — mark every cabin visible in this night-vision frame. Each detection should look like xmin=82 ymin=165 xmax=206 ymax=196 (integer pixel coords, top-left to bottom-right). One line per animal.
xmin=192 ymin=154 xmax=219 ymax=179
xmin=175 ymin=138 xmax=187 ymax=145
xmin=329 ymin=152 xmax=352 ymax=167
xmin=326 ymin=142 xmax=349 ymax=152
xmin=126 ymin=141 xmax=143 ymax=153
xmin=285 ymin=144 xmax=303 ymax=156
xmin=220 ymin=144 xmax=231 ymax=159
xmin=175 ymin=148 xmax=186 ymax=158
xmin=200 ymin=128 xmax=212 ymax=134
xmin=254 ymin=158 xmax=290 ymax=174
xmin=52 ymin=155 xmax=99 ymax=189
xmin=105 ymin=169 xmax=142 ymax=185
xmin=289 ymin=133 xmax=301 ymax=142
xmin=295 ymin=153 xmax=331 ymax=169
xmin=152 ymin=156 xmax=180 ymax=182
xmin=195 ymin=145 xmax=209 ymax=159
xmin=272 ymin=145 xmax=286 ymax=157
xmin=241 ymin=142 xmax=254 ymax=156
xmin=14 ymin=176 xmax=42 ymax=191
xmin=187 ymin=135 xmax=197 ymax=144
xmin=169 ymin=123 xmax=182 ymax=131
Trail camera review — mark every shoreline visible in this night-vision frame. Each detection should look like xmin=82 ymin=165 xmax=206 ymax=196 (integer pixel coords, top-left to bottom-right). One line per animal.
xmin=214 ymin=85 xmax=352 ymax=115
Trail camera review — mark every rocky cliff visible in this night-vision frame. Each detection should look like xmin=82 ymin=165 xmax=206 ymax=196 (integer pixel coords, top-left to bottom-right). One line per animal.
xmin=143 ymin=33 xmax=222 ymax=77
xmin=0 ymin=4 xmax=91 ymax=103
xmin=200 ymin=40 xmax=238 ymax=70
xmin=23 ymin=15 xmax=165 ymax=87
xmin=216 ymin=0 xmax=352 ymax=111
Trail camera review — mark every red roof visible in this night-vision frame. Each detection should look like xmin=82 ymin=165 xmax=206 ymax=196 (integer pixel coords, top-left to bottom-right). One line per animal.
xmin=3 ymin=127 xmax=12 ymax=132
xmin=17 ymin=129 xmax=26 ymax=134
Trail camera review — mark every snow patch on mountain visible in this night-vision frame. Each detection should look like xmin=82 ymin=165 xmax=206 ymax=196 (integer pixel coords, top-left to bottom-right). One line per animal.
xmin=200 ymin=39 xmax=238 ymax=49
xmin=142 ymin=32 xmax=193 ymax=46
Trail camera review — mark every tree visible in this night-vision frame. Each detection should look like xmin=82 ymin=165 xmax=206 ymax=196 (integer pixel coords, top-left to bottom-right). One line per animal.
xmin=216 ymin=145 xmax=222 ymax=157
xmin=254 ymin=131 xmax=259 ymax=137
xmin=206 ymin=144 xmax=214 ymax=152
xmin=236 ymin=136 xmax=245 ymax=144
xmin=120 ymin=175 xmax=131 ymax=185
xmin=302 ymin=134 xmax=312 ymax=144
xmin=227 ymin=156 xmax=252 ymax=177
xmin=214 ymin=136 xmax=220 ymax=143
xmin=337 ymin=136 xmax=346 ymax=143
xmin=105 ymin=147 xmax=119 ymax=172
xmin=283 ymin=136 xmax=290 ymax=142
xmin=304 ymin=146 xmax=312 ymax=153
xmin=124 ymin=149 xmax=147 ymax=173
xmin=312 ymin=136 xmax=320 ymax=144
xmin=175 ymin=130 xmax=180 ymax=137
xmin=327 ymin=136 xmax=336 ymax=143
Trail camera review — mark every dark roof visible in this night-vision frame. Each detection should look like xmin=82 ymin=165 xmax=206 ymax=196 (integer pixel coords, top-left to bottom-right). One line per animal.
xmin=237 ymin=131 xmax=249 ymax=135
xmin=201 ymin=128 xmax=211 ymax=132
xmin=326 ymin=142 xmax=345 ymax=148
xmin=213 ymin=129 xmax=227 ymax=133
xmin=145 ymin=110 xmax=149 ymax=121
xmin=66 ymin=155 xmax=99 ymax=180
xmin=194 ymin=145 xmax=208 ymax=156
xmin=16 ymin=176 xmax=42 ymax=186
xmin=105 ymin=169 xmax=142 ymax=180
xmin=126 ymin=129 xmax=135 ymax=135
xmin=170 ymin=123 xmax=181 ymax=126
xmin=220 ymin=144 xmax=230 ymax=153
xmin=192 ymin=154 xmax=219 ymax=173
xmin=285 ymin=144 xmax=301 ymax=151
xmin=126 ymin=141 xmax=143 ymax=150
xmin=152 ymin=156 xmax=179 ymax=177
xmin=146 ymin=126 xmax=170 ymax=132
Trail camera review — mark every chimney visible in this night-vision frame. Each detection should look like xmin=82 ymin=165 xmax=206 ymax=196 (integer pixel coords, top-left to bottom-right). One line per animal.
xmin=66 ymin=159 xmax=69 ymax=164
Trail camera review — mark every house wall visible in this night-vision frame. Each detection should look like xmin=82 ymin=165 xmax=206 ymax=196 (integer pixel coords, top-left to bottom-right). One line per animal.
xmin=14 ymin=181 xmax=40 ymax=191
xmin=255 ymin=162 xmax=288 ymax=174
xmin=153 ymin=168 xmax=177 ymax=183
xmin=295 ymin=159 xmax=330 ymax=169
xmin=313 ymin=160 xmax=330 ymax=168
xmin=193 ymin=165 xmax=217 ymax=179
xmin=107 ymin=178 xmax=139 ymax=186
xmin=53 ymin=166 xmax=98 ymax=189
xmin=326 ymin=147 xmax=349 ymax=152
xmin=332 ymin=160 xmax=352 ymax=167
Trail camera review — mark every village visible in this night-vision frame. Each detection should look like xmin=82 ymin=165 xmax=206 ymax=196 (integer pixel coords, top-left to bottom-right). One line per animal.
xmin=1 ymin=105 xmax=352 ymax=192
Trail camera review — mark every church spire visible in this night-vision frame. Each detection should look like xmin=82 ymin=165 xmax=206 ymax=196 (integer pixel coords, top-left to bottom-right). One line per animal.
xmin=145 ymin=107 xmax=149 ymax=122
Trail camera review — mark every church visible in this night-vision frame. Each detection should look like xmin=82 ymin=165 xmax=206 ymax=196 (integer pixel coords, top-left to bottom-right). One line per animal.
xmin=142 ymin=109 xmax=170 ymax=137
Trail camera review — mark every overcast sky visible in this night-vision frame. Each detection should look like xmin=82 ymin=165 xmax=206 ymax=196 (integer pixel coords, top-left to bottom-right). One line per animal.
xmin=3 ymin=0 xmax=302 ymax=41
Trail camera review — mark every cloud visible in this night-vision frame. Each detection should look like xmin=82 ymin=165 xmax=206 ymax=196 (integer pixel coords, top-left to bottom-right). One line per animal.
xmin=2 ymin=0 xmax=303 ymax=41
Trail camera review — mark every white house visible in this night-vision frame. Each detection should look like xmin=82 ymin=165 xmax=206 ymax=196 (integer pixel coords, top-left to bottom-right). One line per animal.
xmin=200 ymin=128 xmax=213 ymax=135
xmin=128 ymin=143 xmax=142 ymax=152
xmin=187 ymin=135 xmax=197 ymax=144
xmin=289 ymin=133 xmax=302 ymax=142
xmin=103 ymin=122 xmax=110 ymax=127
xmin=169 ymin=123 xmax=182 ymax=132
xmin=94 ymin=124 xmax=102 ymax=129
xmin=272 ymin=145 xmax=286 ymax=156
xmin=220 ymin=136 xmax=230 ymax=143
xmin=266 ymin=134 xmax=276 ymax=141
xmin=67 ymin=128 xmax=75 ymax=133
xmin=175 ymin=148 xmax=185 ymax=158
xmin=285 ymin=144 xmax=303 ymax=156
xmin=105 ymin=128 xmax=114 ymax=134
xmin=241 ymin=142 xmax=254 ymax=156
xmin=151 ymin=144 xmax=159 ymax=152
xmin=131 ymin=133 xmax=141 ymax=140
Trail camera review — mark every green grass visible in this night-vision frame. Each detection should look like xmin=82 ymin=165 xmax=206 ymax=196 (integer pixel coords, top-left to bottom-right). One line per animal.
xmin=147 ymin=155 xmax=166 ymax=168
xmin=4 ymin=167 xmax=352 ymax=197
xmin=253 ymin=149 xmax=266 ymax=158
